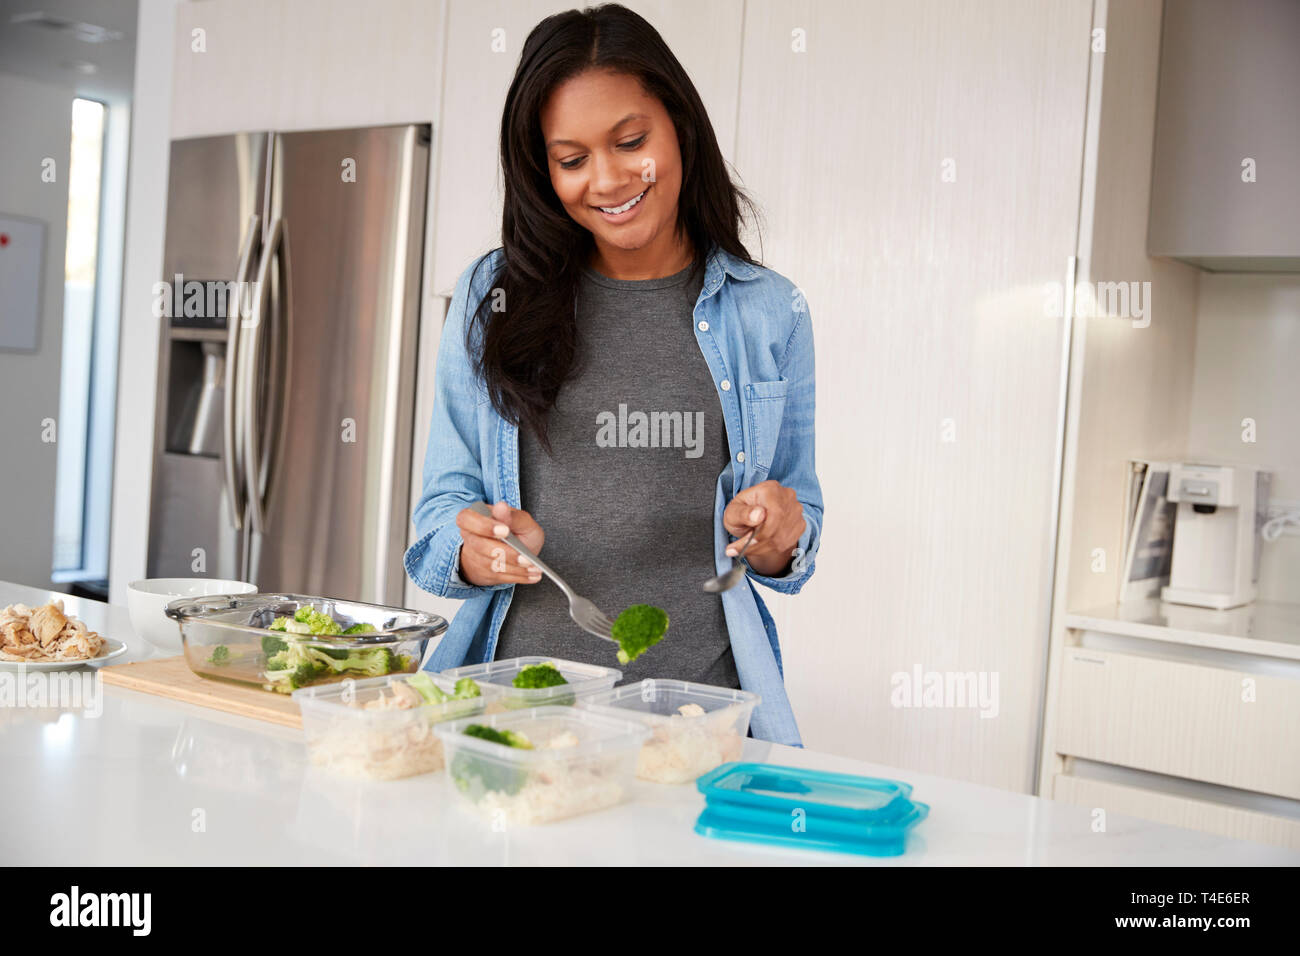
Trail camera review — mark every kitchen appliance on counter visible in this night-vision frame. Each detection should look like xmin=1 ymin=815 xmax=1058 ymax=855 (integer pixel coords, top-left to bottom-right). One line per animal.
xmin=147 ymin=125 xmax=430 ymax=605
xmin=1160 ymin=462 xmax=1271 ymax=610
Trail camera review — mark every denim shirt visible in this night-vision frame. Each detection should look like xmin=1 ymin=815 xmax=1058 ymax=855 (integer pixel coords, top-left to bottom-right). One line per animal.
xmin=404 ymin=245 xmax=823 ymax=746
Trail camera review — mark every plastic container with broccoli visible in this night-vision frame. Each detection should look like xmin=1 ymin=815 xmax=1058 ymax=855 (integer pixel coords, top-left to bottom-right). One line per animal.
xmin=293 ymin=672 xmax=486 ymax=780
xmin=165 ymin=592 xmax=447 ymax=694
xmin=434 ymin=706 xmax=649 ymax=824
xmin=435 ymin=655 xmax=620 ymax=712
xmin=580 ymin=679 xmax=760 ymax=784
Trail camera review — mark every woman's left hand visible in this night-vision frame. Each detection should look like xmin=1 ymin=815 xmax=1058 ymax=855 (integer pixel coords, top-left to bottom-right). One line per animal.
xmin=722 ymin=480 xmax=807 ymax=577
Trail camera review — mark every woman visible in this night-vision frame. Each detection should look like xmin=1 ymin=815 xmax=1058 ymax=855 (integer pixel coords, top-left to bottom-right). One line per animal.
xmin=404 ymin=3 xmax=822 ymax=745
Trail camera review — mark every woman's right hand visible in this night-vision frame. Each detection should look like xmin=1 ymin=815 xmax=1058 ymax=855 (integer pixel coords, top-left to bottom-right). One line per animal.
xmin=455 ymin=500 xmax=546 ymax=586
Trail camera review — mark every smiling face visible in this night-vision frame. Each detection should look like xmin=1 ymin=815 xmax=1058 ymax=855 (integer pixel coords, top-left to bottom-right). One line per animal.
xmin=541 ymin=68 xmax=689 ymax=276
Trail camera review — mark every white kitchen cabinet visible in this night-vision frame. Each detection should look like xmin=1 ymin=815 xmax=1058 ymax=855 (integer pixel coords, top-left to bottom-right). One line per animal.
xmin=733 ymin=0 xmax=1093 ymax=791
xmin=1147 ymin=0 xmax=1300 ymax=269
xmin=1053 ymin=775 xmax=1300 ymax=851
xmin=169 ymin=0 xmax=446 ymax=138
xmin=1041 ymin=605 xmax=1300 ymax=849
xmin=1054 ymin=644 xmax=1300 ymax=801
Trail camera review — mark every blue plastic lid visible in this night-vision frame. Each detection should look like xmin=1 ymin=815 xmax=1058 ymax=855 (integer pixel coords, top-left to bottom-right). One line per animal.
xmin=695 ymin=800 xmax=929 ymax=857
xmin=694 ymin=763 xmax=929 ymax=857
xmin=696 ymin=762 xmax=915 ymax=824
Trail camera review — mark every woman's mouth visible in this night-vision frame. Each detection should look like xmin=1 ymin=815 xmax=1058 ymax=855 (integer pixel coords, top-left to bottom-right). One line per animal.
xmin=591 ymin=186 xmax=649 ymax=223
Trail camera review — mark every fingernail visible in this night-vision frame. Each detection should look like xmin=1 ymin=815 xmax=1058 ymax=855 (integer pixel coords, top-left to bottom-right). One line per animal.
xmin=517 ymin=555 xmax=530 ymax=566
xmin=493 ymin=524 xmax=509 ymax=537
xmin=749 ymin=507 xmax=763 ymax=522
xmin=726 ymin=546 xmax=738 ymax=556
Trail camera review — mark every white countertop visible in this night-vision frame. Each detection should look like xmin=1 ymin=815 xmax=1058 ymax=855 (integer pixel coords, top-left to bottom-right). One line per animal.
xmin=3 ymin=581 xmax=1298 ymax=866
xmin=1066 ymin=599 xmax=1300 ymax=661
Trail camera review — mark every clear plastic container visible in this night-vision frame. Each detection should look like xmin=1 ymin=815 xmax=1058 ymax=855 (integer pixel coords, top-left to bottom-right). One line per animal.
xmin=436 ymin=656 xmax=620 ymax=712
xmin=580 ymin=679 xmax=760 ymax=784
xmin=293 ymin=674 xmax=487 ymax=780
xmin=434 ymin=706 xmax=649 ymax=825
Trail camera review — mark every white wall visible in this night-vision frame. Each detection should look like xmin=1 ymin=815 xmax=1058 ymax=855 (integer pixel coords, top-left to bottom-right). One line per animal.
xmin=0 ymin=72 xmax=73 ymax=590
xmin=1052 ymin=0 xmax=1297 ymax=617
xmin=108 ymin=0 xmax=179 ymax=607
xmin=1187 ymin=274 xmax=1300 ymax=603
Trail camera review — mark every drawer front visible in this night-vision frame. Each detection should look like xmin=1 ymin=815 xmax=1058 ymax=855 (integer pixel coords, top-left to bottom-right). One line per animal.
xmin=1055 ymin=647 xmax=1300 ymax=800
xmin=1053 ymin=775 xmax=1300 ymax=851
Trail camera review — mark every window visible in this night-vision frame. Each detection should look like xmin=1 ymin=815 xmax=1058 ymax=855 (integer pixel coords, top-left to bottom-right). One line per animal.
xmin=52 ymin=97 xmax=107 ymax=578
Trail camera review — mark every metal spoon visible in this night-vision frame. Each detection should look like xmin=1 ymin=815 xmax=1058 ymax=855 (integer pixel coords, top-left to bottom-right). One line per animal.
xmin=467 ymin=501 xmax=618 ymax=643
xmin=703 ymin=526 xmax=759 ymax=593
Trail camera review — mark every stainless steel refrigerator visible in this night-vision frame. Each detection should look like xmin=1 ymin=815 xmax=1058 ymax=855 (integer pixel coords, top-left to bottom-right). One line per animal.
xmin=147 ymin=125 xmax=430 ymax=606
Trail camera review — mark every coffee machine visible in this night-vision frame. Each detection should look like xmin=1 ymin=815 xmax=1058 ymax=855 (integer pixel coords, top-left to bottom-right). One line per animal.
xmin=1161 ymin=462 xmax=1271 ymax=610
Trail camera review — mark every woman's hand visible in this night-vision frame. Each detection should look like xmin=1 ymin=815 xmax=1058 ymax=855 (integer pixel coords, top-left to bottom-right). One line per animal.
xmin=722 ymin=480 xmax=807 ymax=577
xmin=455 ymin=500 xmax=546 ymax=587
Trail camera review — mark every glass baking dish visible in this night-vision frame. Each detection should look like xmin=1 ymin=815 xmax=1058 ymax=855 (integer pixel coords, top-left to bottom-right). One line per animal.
xmin=164 ymin=593 xmax=448 ymax=695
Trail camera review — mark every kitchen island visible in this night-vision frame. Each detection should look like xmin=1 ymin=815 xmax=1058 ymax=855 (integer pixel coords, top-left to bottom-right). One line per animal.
xmin=2 ymin=581 xmax=1297 ymax=866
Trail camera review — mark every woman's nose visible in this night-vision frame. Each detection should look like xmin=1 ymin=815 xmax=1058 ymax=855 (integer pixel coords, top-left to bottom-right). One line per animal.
xmin=589 ymin=149 xmax=627 ymax=197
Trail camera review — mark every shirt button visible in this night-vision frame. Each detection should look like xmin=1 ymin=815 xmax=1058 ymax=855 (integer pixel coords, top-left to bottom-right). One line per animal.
xmin=720 ymin=379 xmax=731 ymax=391
xmin=736 ymin=451 xmax=746 ymax=463
xmin=698 ymin=320 xmax=709 ymax=331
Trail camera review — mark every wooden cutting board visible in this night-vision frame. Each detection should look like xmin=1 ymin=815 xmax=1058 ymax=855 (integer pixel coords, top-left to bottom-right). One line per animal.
xmin=99 ymin=655 xmax=302 ymax=728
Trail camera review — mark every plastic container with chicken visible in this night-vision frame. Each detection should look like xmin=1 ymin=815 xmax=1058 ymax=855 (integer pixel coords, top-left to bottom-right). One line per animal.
xmin=433 ymin=706 xmax=649 ymax=825
xmin=580 ymin=679 xmax=761 ymax=784
xmin=292 ymin=673 xmax=487 ymax=780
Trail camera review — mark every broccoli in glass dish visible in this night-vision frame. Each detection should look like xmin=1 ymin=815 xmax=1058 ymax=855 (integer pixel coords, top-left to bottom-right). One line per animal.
xmin=259 ymin=605 xmax=415 ymax=694
xmin=611 ymin=604 xmax=669 ymax=664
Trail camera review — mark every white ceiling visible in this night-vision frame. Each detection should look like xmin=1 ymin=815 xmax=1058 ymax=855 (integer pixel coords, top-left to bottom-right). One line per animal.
xmin=0 ymin=0 xmax=138 ymax=103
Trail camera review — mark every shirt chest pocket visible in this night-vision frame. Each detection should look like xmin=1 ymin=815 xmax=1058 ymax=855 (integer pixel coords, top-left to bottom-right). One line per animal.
xmin=743 ymin=378 xmax=789 ymax=477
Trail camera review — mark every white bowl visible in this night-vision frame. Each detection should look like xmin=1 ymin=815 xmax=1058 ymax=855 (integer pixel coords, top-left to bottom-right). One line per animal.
xmin=128 ymin=578 xmax=257 ymax=651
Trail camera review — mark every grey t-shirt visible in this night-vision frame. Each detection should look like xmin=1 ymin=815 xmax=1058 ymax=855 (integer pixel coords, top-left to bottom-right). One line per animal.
xmin=493 ymin=261 xmax=738 ymax=688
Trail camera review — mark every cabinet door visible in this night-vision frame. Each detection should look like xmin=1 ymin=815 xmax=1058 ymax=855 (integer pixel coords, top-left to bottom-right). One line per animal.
xmin=1055 ymin=647 xmax=1300 ymax=800
xmin=735 ymin=0 xmax=1092 ymax=791
xmin=1147 ymin=0 xmax=1300 ymax=263
xmin=1054 ymin=774 xmax=1300 ymax=851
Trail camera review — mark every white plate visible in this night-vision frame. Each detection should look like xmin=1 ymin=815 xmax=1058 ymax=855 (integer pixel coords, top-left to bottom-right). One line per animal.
xmin=0 ymin=638 xmax=127 ymax=671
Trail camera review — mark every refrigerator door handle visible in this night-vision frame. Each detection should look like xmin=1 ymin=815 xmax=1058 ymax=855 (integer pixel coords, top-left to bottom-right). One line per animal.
xmin=258 ymin=218 xmax=291 ymax=535
xmin=223 ymin=213 xmax=260 ymax=531
xmin=243 ymin=215 xmax=283 ymax=534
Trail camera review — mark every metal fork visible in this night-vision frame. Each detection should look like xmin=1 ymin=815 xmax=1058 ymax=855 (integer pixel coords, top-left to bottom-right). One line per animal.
xmin=467 ymin=501 xmax=617 ymax=643
xmin=703 ymin=526 xmax=759 ymax=593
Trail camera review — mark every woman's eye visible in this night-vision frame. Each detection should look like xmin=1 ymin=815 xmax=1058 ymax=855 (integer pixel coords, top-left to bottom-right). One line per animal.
xmin=618 ymin=135 xmax=647 ymax=150
xmin=559 ymin=156 xmax=585 ymax=170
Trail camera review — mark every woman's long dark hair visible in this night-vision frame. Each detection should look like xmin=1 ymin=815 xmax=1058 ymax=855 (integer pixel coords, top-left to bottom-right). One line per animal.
xmin=469 ymin=2 xmax=759 ymax=452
